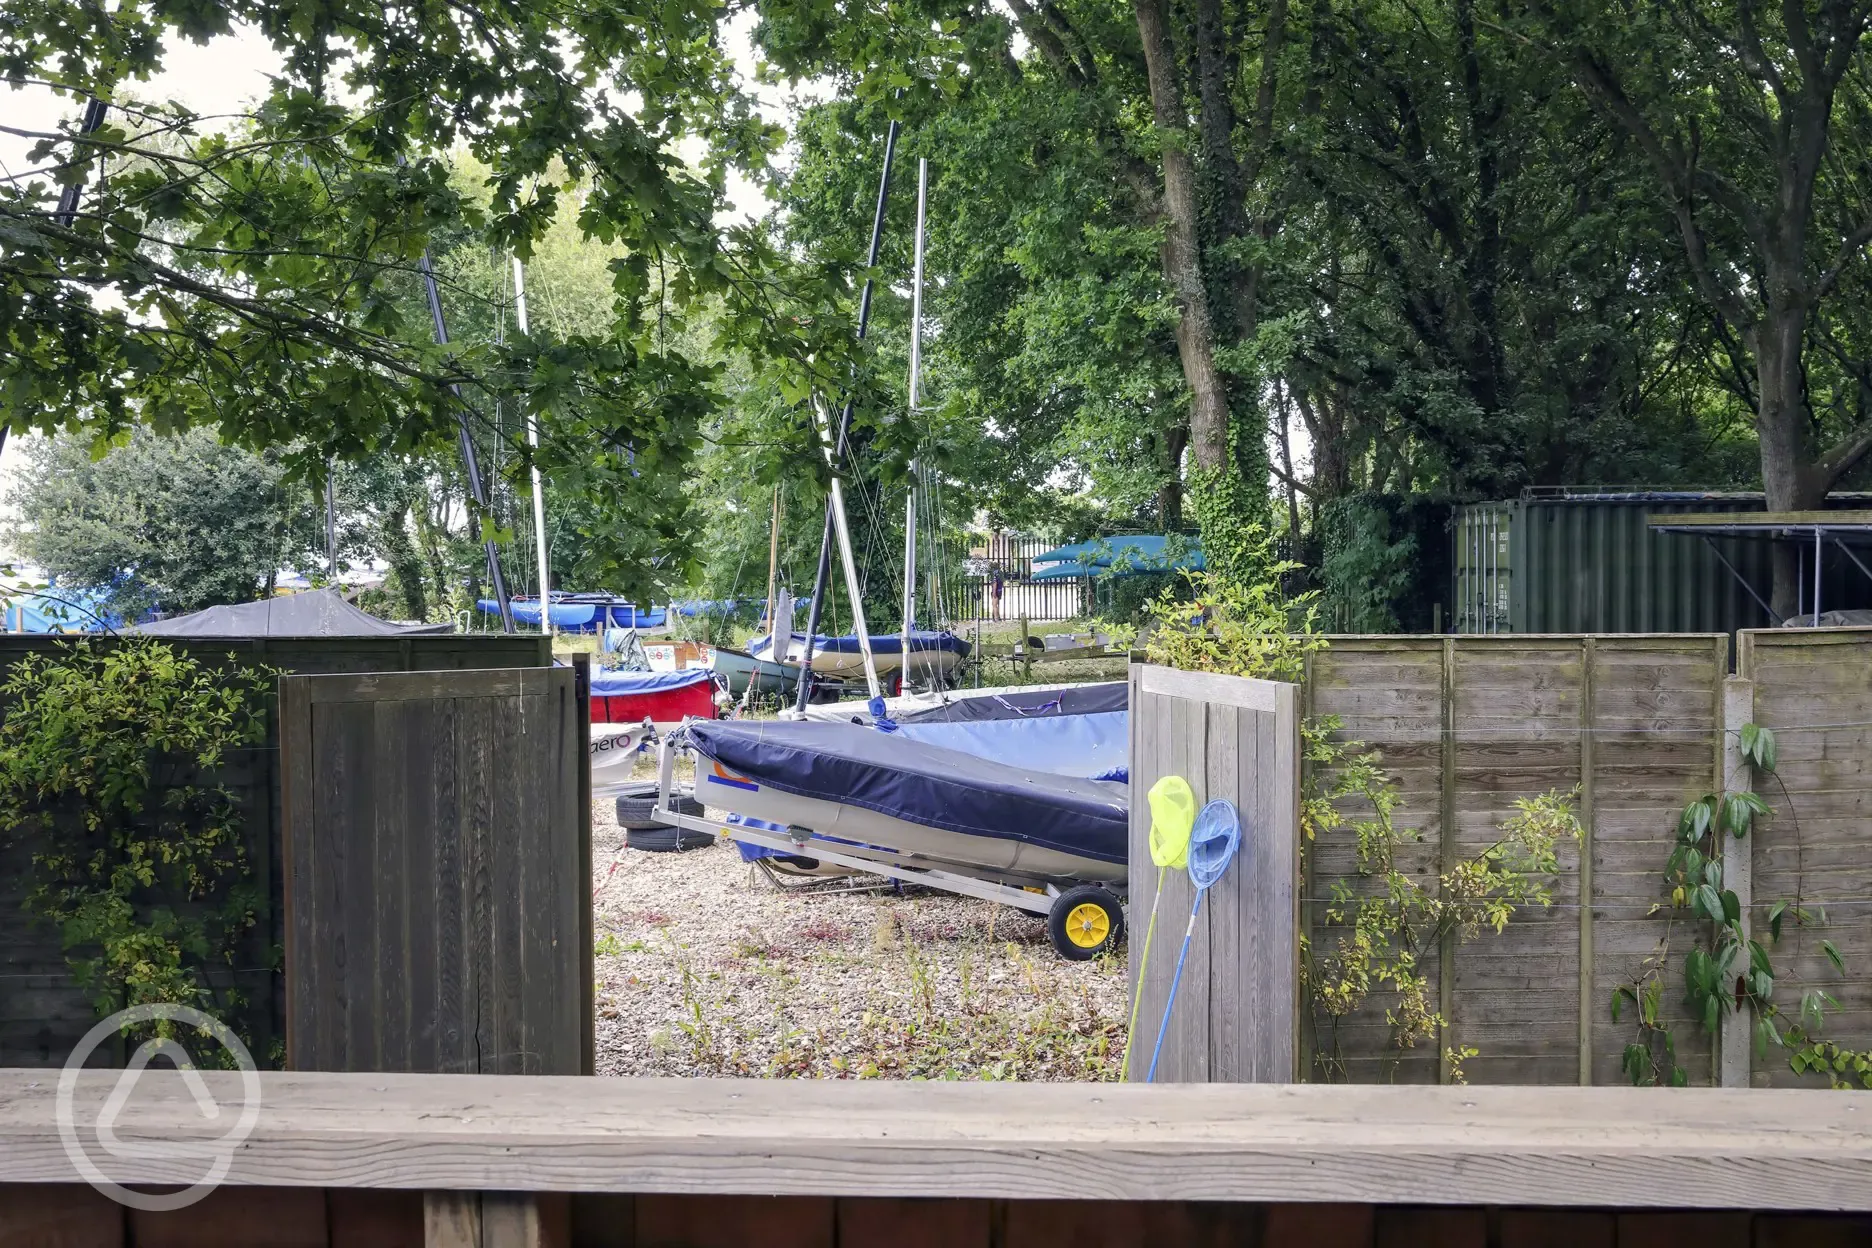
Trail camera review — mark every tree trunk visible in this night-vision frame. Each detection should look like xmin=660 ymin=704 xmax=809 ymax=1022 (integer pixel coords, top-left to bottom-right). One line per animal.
xmin=1133 ymin=0 xmax=1230 ymax=475
xmin=1160 ymin=422 xmax=1189 ymax=531
xmin=1755 ymin=301 xmax=1821 ymax=621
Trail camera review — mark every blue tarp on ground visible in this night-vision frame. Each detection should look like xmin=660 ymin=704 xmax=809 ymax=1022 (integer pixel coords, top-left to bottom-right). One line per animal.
xmin=590 ymin=667 xmax=712 ymax=695
xmin=747 ymin=629 xmax=970 ymax=659
xmin=685 ymin=718 xmax=1128 ymax=865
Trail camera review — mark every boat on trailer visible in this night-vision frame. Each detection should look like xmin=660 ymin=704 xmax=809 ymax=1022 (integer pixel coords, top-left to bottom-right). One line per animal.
xmin=654 ymin=683 xmax=1130 ymax=958
xmin=748 ymin=629 xmax=970 ymax=682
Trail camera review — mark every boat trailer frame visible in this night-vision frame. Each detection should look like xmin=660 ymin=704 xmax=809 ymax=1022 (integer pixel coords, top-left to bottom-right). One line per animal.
xmin=652 ymin=736 xmax=1068 ymax=916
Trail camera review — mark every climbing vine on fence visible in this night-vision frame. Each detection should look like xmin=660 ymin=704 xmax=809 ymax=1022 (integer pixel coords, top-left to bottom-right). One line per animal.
xmin=0 ymin=640 xmax=275 ymax=1050
xmin=1144 ymin=565 xmax=1581 ymax=1082
xmin=1614 ymin=722 xmax=1869 ymax=1088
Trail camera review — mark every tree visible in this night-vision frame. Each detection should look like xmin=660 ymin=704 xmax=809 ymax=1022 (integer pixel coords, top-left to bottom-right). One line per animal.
xmin=9 ymin=429 xmax=321 ymax=617
xmin=2 ymin=1 xmax=866 ymax=599
xmin=1523 ymin=0 xmax=1872 ymax=616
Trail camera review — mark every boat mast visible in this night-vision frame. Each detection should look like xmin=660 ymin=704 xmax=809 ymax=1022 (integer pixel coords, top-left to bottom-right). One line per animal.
xmin=793 ymin=121 xmax=900 ymax=712
xmin=417 ymin=248 xmax=515 ymax=633
xmin=817 ymin=398 xmax=884 ymax=700
xmin=900 ymin=158 xmax=928 ymax=689
xmin=763 ymin=485 xmax=782 ymax=645
xmin=511 ymin=257 xmax=554 ymax=638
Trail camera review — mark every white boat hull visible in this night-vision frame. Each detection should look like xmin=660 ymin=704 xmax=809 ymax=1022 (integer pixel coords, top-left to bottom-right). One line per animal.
xmin=692 ymin=749 xmax=1124 ymax=889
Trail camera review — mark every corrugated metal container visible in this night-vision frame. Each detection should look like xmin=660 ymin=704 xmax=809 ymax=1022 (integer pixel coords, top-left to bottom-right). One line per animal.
xmin=1451 ymin=492 xmax=1872 ymax=634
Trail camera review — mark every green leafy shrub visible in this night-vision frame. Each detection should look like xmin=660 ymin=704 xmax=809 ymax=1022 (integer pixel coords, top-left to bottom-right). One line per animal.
xmin=0 ymin=640 xmax=274 ymax=1035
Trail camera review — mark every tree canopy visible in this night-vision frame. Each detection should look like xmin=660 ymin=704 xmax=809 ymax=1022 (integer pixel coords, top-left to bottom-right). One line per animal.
xmin=5 ymin=1 xmax=1872 ymax=625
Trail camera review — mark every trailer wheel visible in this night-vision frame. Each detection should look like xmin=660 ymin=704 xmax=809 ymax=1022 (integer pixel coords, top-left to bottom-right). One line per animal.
xmin=1047 ymin=886 xmax=1125 ymax=961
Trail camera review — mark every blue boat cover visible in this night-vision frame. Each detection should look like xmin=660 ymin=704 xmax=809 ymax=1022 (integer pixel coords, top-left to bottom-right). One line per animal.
xmin=685 ymin=719 xmax=1127 ymax=865
xmin=590 ymin=667 xmax=712 ymax=694
xmin=477 ymin=596 xmax=667 ymax=631
xmin=899 ymin=683 xmax=1128 ymax=723
xmin=892 ymin=712 xmax=1127 ymax=781
xmin=748 ymin=629 xmax=970 ymax=658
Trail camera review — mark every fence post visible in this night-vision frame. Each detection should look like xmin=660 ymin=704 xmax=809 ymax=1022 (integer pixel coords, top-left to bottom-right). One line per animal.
xmin=1127 ymin=663 xmax=1301 ymax=1081
xmin=1718 ymin=674 xmax=1755 ymax=1089
xmin=1019 ymin=615 xmax=1031 ymax=682
xmin=1437 ymin=636 xmax=1458 ymax=1084
xmin=1578 ymin=638 xmax=1596 ymax=1085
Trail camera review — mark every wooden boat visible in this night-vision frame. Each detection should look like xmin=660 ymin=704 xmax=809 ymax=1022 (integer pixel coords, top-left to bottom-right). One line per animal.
xmin=712 ymin=645 xmax=802 ymax=697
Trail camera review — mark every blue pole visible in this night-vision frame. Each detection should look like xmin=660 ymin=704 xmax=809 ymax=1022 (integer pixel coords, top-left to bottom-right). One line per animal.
xmin=1146 ymin=891 xmax=1206 ymax=1082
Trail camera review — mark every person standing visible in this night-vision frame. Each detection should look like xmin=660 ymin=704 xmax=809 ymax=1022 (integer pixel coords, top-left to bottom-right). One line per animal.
xmin=990 ymin=564 xmax=1005 ymax=621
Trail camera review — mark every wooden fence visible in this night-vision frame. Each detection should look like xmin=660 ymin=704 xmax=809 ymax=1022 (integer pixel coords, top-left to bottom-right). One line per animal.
xmin=281 ymin=667 xmax=591 ymax=1076
xmin=1299 ymin=629 xmax=1872 ymax=1087
xmin=1126 ymin=664 xmax=1300 ymax=1082
xmin=0 ymin=635 xmax=551 ymax=1069
xmin=6 ymin=1072 xmax=1872 ymax=1247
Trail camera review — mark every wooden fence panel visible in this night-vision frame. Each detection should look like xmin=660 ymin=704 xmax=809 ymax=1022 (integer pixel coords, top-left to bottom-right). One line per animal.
xmin=0 ymin=634 xmax=547 ymax=1069
xmin=1739 ymin=629 xmax=1872 ymax=1088
xmin=1127 ymin=663 xmax=1301 ymax=1082
xmin=281 ymin=666 xmax=588 ymax=1075
xmin=1304 ymin=636 xmax=1724 ymax=1086
xmin=1447 ymin=639 xmax=1587 ymax=1086
xmin=1306 ymin=640 xmax=1446 ymax=1084
xmin=1583 ymin=639 xmax=1724 ymax=1088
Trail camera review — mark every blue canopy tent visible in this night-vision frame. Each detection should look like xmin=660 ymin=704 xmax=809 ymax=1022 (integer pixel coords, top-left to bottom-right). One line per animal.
xmin=1031 ymin=535 xmax=1206 ymax=578
xmin=3 ymin=586 xmax=119 ymax=633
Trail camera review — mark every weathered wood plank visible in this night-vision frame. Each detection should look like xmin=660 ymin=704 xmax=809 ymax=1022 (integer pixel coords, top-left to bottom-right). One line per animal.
xmin=281 ymin=668 xmax=583 ymax=1078
xmin=16 ymin=1053 xmax=1872 ymax=1210
xmin=1374 ymin=1207 xmax=1486 ymax=1248
xmin=1170 ymin=691 xmax=1209 ymax=1082
xmin=835 ymin=1198 xmax=990 ymax=1248
xmin=1140 ymin=663 xmax=1279 ymax=711
xmin=328 ymin=1188 xmax=425 ymax=1248
xmin=0 ymin=1183 xmax=122 ymax=1247
xmin=1206 ymin=702 xmax=1243 ymax=1080
xmin=634 ymin=1195 xmax=833 ymax=1248
xmin=130 ymin=1185 xmax=327 ymax=1247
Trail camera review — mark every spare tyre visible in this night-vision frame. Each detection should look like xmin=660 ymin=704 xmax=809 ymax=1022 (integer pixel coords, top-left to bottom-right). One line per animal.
xmin=624 ymin=824 xmax=714 ymax=852
xmin=615 ymin=791 xmax=704 ymax=830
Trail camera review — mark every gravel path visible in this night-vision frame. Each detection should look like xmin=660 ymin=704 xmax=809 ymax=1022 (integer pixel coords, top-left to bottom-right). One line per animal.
xmin=591 ymin=799 xmax=1129 ymax=1081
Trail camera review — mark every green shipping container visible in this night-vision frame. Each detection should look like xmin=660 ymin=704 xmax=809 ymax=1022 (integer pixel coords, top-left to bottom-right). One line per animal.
xmin=1449 ymin=492 xmax=1868 ymax=634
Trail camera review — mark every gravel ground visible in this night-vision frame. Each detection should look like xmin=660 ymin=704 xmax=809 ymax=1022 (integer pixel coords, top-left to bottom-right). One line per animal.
xmin=591 ymin=796 xmax=1129 ymax=1081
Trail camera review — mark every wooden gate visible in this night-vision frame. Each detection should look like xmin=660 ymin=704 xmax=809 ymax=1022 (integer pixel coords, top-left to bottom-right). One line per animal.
xmin=280 ymin=667 xmax=591 ymax=1075
xmin=1127 ymin=662 xmax=1301 ymax=1082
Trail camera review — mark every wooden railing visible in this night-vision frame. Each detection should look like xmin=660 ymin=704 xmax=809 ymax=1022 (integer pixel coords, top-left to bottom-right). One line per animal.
xmin=3 ymin=1070 xmax=1870 ymax=1246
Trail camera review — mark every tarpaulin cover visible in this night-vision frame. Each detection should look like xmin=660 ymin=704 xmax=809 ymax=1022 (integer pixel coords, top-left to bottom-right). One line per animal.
xmin=898 ymin=682 xmax=1127 ymax=723
xmin=892 ymin=711 xmax=1128 ymax=782
xmin=589 ymin=666 xmax=714 ymax=724
xmin=477 ymin=597 xmax=666 ymax=631
xmin=5 ymin=586 xmax=119 ymax=634
xmin=591 ymin=668 xmax=712 ymax=694
xmin=685 ymin=719 xmax=1128 ymax=865
xmin=749 ymin=629 xmax=970 ymax=658
xmin=136 ymin=588 xmax=448 ymax=636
